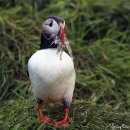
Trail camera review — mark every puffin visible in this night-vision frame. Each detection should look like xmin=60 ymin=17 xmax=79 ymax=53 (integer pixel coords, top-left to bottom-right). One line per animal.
xmin=28 ymin=16 xmax=75 ymax=127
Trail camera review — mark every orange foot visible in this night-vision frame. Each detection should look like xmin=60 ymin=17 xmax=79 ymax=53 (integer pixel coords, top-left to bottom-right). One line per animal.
xmin=40 ymin=115 xmax=51 ymax=123
xmin=54 ymin=120 xmax=69 ymax=127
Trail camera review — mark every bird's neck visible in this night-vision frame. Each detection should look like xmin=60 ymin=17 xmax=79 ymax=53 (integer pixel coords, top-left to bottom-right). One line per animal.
xmin=40 ymin=34 xmax=57 ymax=49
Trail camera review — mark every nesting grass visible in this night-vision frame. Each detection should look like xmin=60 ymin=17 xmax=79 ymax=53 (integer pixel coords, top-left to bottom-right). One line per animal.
xmin=0 ymin=0 xmax=130 ymax=129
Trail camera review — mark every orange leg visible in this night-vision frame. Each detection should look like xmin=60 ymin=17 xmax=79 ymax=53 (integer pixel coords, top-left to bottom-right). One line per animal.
xmin=37 ymin=103 xmax=51 ymax=123
xmin=54 ymin=108 xmax=69 ymax=127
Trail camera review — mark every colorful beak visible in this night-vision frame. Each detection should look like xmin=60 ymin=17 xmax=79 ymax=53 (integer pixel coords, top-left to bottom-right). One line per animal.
xmin=60 ymin=23 xmax=65 ymax=45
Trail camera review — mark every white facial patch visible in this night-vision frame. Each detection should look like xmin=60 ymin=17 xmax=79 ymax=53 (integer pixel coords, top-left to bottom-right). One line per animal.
xmin=42 ymin=18 xmax=59 ymax=36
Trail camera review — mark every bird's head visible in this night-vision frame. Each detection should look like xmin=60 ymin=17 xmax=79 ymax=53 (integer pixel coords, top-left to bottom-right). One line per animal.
xmin=41 ymin=16 xmax=66 ymax=49
xmin=40 ymin=16 xmax=73 ymax=59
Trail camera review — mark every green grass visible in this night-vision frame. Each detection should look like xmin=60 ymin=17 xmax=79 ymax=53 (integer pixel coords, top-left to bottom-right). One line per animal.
xmin=0 ymin=0 xmax=130 ymax=129
xmin=1 ymin=98 xmax=130 ymax=130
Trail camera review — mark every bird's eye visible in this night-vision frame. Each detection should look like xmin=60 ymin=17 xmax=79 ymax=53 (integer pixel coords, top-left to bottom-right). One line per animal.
xmin=49 ymin=20 xmax=53 ymax=27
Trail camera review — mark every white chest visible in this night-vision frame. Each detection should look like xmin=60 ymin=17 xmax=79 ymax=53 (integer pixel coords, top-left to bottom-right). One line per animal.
xmin=28 ymin=49 xmax=75 ymax=102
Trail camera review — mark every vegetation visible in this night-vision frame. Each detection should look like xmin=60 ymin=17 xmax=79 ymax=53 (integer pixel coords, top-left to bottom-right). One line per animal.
xmin=0 ymin=0 xmax=130 ymax=129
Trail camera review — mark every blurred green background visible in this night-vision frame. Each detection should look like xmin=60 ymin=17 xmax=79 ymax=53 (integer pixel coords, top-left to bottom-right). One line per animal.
xmin=0 ymin=0 xmax=130 ymax=130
